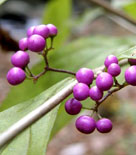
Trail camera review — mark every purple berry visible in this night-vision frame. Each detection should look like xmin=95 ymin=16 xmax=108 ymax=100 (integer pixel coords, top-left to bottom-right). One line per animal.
xmin=75 ymin=115 xmax=96 ymax=134
xmin=73 ymin=83 xmax=89 ymax=101
xmin=128 ymin=58 xmax=136 ymax=65
xmin=96 ymin=118 xmax=112 ymax=133
xmin=28 ymin=34 xmax=46 ymax=52
xmin=125 ymin=65 xmax=136 ymax=86
xmin=27 ymin=26 xmax=36 ymax=37
xmin=76 ymin=68 xmax=94 ymax=85
xmin=65 ymin=98 xmax=82 ymax=115
xmin=96 ymin=72 xmax=113 ymax=91
xmin=47 ymin=24 xmax=58 ymax=37
xmin=107 ymin=63 xmax=121 ymax=77
xmin=33 ymin=24 xmax=49 ymax=38
xmin=89 ymin=86 xmax=103 ymax=101
xmin=19 ymin=37 xmax=28 ymax=51
xmin=11 ymin=50 xmax=30 ymax=68
xmin=7 ymin=67 xmax=26 ymax=85
xmin=104 ymin=55 xmax=118 ymax=68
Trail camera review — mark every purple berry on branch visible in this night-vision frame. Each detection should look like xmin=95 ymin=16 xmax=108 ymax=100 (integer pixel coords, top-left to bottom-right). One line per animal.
xmin=76 ymin=68 xmax=94 ymax=85
xmin=89 ymin=86 xmax=103 ymax=101
xmin=19 ymin=37 xmax=28 ymax=51
xmin=65 ymin=98 xmax=82 ymax=115
xmin=104 ymin=55 xmax=118 ymax=68
xmin=7 ymin=67 xmax=26 ymax=85
xmin=33 ymin=24 xmax=49 ymax=38
xmin=27 ymin=26 xmax=36 ymax=37
xmin=28 ymin=34 xmax=46 ymax=52
xmin=11 ymin=50 xmax=30 ymax=68
xmin=128 ymin=58 xmax=136 ymax=65
xmin=75 ymin=115 xmax=96 ymax=134
xmin=96 ymin=118 xmax=112 ymax=133
xmin=73 ymin=83 xmax=89 ymax=101
xmin=96 ymin=72 xmax=113 ymax=91
xmin=107 ymin=63 xmax=121 ymax=77
xmin=47 ymin=24 xmax=58 ymax=37
xmin=125 ymin=65 xmax=136 ymax=86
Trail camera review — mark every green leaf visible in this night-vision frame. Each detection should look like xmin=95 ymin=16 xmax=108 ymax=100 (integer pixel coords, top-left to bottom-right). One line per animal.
xmin=43 ymin=0 xmax=72 ymax=48
xmin=123 ymin=2 xmax=136 ymax=19
xmin=0 ymin=77 xmax=75 ymax=155
xmin=118 ymin=46 xmax=136 ymax=60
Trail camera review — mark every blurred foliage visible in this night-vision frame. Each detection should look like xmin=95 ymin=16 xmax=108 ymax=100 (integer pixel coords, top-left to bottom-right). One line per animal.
xmin=123 ymin=1 xmax=136 ymax=19
xmin=0 ymin=78 xmax=76 ymax=155
xmin=43 ymin=0 xmax=72 ymax=49
xmin=0 ymin=0 xmax=7 ymax=5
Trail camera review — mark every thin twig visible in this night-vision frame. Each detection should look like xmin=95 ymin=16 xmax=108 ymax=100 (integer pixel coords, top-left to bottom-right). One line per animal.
xmin=88 ymin=0 xmax=136 ymax=25
xmin=92 ymin=82 xmax=128 ymax=112
xmin=47 ymin=67 xmax=76 ymax=76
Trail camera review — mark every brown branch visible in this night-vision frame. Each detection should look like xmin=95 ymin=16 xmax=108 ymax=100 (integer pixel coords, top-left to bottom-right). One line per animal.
xmin=92 ymin=82 xmax=128 ymax=112
xmin=0 ymin=27 xmax=19 ymax=52
xmin=47 ymin=67 xmax=76 ymax=76
xmin=88 ymin=0 xmax=136 ymax=25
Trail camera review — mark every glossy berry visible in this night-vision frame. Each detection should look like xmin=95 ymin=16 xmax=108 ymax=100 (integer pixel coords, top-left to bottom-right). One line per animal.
xmin=7 ymin=67 xmax=26 ymax=85
xmin=11 ymin=50 xmax=30 ymax=68
xmin=28 ymin=34 xmax=46 ymax=52
xmin=33 ymin=24 xmax=49 ymax=38
xmin=89 ymin=86 xmax=103 ymax=101
xmin=65 ymin=98 xmax=82 ymax=115
xmin=76 ymin=68 xmax=94 ymax=85
xmin=75 ymin=115 xmax=96 ymax=134
xmin=73 ymin=83 xmax=89 ymax=101
xmin=107 ymin=63 xmax=121 ymax=77
xmin=27 ymin=26 xmax=36 ymax=37
xmin=47 ymin=24 xmax=58 ymax=37
xmin=125 ymin=65 xmax=136 ymax=86
xmin=128 ymin=58 xmax=136 ymax=65
xmin=104 ymin=55 xmax=118 ymax=68
xmin=96 ymin=72 xmax=113 ymax=91
xmin=19 ymin=37 xmax=28 ymax=51
xmin=96 ymin=118 xmax=112 ymax=133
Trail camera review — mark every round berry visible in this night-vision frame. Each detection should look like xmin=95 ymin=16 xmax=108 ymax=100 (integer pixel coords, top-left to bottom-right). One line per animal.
xmin=73 ymin=83 xmax=89 ymax=101
xmin=65 ymin=98 xmax=82 ymax=115
xmin=128 ymin=58 xmax=136 ymax=65
xmin=75 ymin=115 xmax=96 ymax=134
xmin=7 ymin=67 xmax=26 ymax=85
xmin=28 ymin=34 xmax=46 ymax=52
xmin=11 ymin=50 xmax=30 ymax=68
xmin=96 ymin=118 xmax=112 ymax=133
xmin=125 ymin=65 xmax=136 ymax=86
xmin=19 ymin=37 xmax=28 ymax=51
xmin=96 ymin=72 xmax=113 ymax=91
xmin=76 ymin=68 xmax=94 ymax=85
xmin=27 ymin=26 xmax=36 ymax=37
xmin=47 ymin=24 xmax=58 ymax=37
xmin=104 ymin=55 xmax=118 ymax=68
xmin=107 ymin=63 xmax=121 ymax=77
xmin=33 ymin=24 xmax=49 ymax=38
xmin=89 ymin=86 xmax=103 ymax=101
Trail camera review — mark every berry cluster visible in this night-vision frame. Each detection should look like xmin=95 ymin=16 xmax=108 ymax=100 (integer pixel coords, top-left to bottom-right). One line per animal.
xmin=65 ymin=55 xmax=123 ymax=134
xmin=7 ymin=24 xmax=58 ymax=85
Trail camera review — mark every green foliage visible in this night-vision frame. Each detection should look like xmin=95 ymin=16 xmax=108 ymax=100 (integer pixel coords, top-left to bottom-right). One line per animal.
xmin=0 ymin=78 xmax=75 ymax=155
xmin=123 ymin=1 xmax=136 ymax=19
